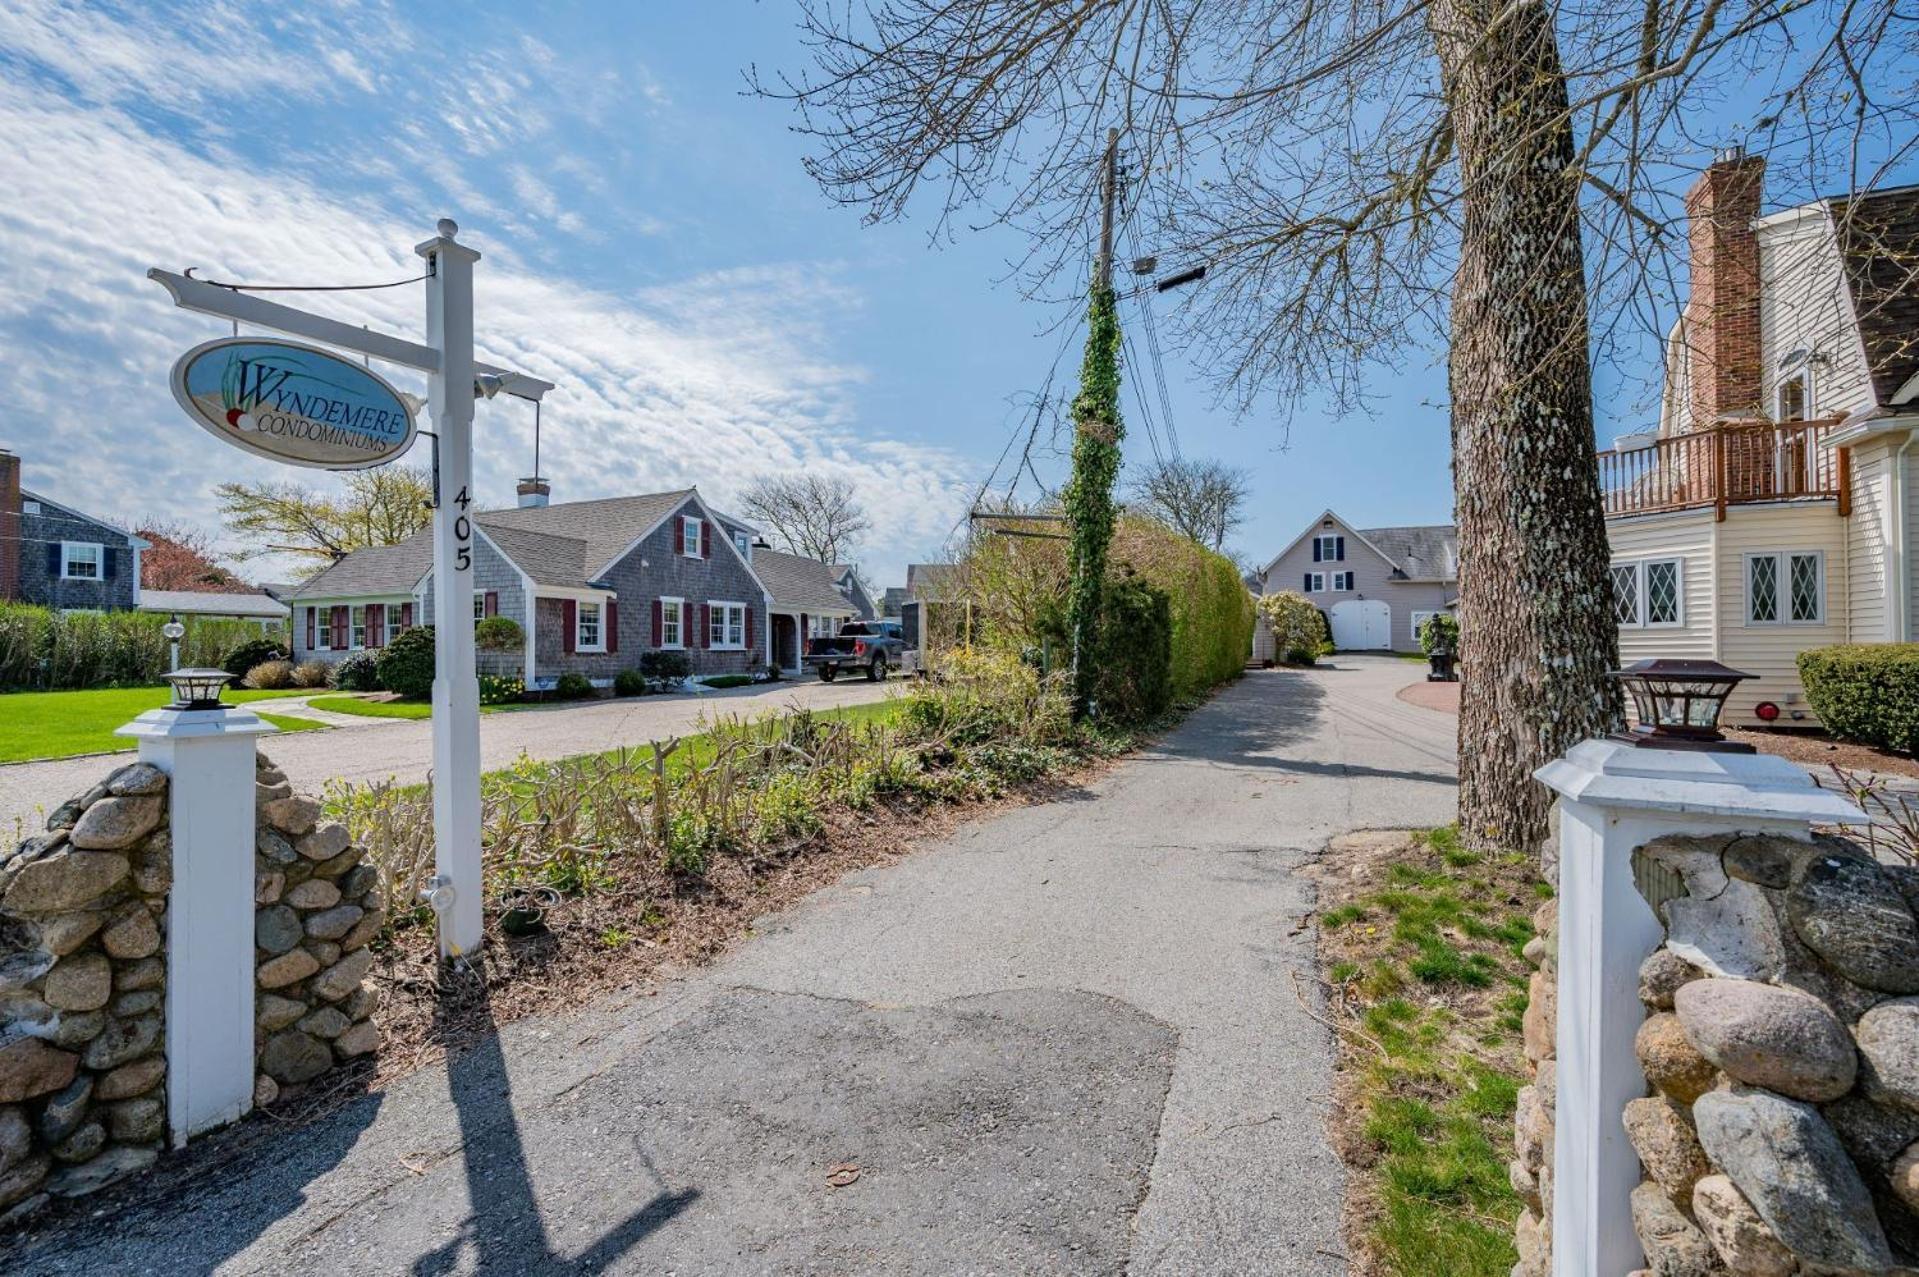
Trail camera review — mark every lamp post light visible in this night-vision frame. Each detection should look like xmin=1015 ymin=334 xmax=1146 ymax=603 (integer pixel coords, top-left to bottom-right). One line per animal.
xmin=1609 ymin=658 xmax=1754 ymax=753
xmin=163 ymin=617 xmax=186 ymax=674
xmin=162 ymin=667 xmax=234 ymax=711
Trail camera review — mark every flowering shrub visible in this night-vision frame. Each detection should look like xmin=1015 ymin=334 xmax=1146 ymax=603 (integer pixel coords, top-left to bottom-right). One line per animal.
xmin=478 ymin=674 xmax=524 ymax=705
xmin=1258 ymin=591 xmax=1332 ymax=665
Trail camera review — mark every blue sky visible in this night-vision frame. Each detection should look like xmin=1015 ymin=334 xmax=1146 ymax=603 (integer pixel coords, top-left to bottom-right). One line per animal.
xmin=0 ymin=2 xmax=1873 ymax=588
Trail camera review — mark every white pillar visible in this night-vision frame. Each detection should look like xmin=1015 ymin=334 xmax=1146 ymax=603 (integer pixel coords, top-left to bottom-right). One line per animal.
xmin=416 ymin=218 xmax=484 ymax=959
xmin=117 ymin=701 xmax=276 ymax=1146
xmin=1535 ymin=739 xmax=1862 ymax=1277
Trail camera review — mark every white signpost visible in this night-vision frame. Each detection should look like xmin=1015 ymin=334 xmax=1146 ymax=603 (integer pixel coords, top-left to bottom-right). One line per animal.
xmin=150 ymin=218 xmax=553 ymax=958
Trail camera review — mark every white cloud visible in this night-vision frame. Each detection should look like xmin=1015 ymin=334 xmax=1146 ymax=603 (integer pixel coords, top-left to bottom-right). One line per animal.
xmin=0 ymin=77 xmax=968 ymax=586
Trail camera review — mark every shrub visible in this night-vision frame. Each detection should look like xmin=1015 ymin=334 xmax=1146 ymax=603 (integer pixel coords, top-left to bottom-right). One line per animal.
xmin=1799 ymin=645 xmax=1919 ymax=752
xmin=292 ymin=659 xmax=334 ymax=689
xmin=376 ymin=625 xmax=437 ymax=700
xmin=223 ymin=637 xmax=291 ymax=681
xmin=904 ymin=647 xmax=1071 ymax=747
xmin=1259 ymin=591 xmax=1331 ymax=665
xmin=639 ymin=650 xmax=691 ymax=681
xmin=701 ymin=673 xmax=754 ymax=689
xmin=1091 ymin=573 xmax=1173 ymax=723
xmin=1419 ymin=613 xmax=1460 ymax=657
xmin=334 ymin=650 xmax=381 ymax=692
xmin=474 ymin=616 xmax=524 ymax=652
xmin=614 ymin=668 xmax=649 ymax=697
xmin=244 ymin=659 xmax=296 ymax=690
xmin=553 ymin=672 xmax=595 ymax=700
xmin=478 ymin=674 xmax=524 ymax=705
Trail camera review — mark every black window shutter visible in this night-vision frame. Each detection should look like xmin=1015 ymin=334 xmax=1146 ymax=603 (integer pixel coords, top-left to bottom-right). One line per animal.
xmin=1336 ymin=536 xmax=1346 ymax=562
xmin=1312 ymin=539 xmax=1322 ymax=562
xmin=102 ymin=548 xmax=117 ymax=579
xmin=1303 ymin=573 xmax=1311 ymax=592
xmin=46 ymin=543 xmax=60 ymax=576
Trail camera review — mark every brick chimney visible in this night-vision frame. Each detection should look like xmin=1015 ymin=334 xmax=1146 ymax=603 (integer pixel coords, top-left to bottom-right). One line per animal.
xmin=0 ymin=448 xmax=19 ymax=601
xmin=1682 ymin=147 xmax=1767 ymax=429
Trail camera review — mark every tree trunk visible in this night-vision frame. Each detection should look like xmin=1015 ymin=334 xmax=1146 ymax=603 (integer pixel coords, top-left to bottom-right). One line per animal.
xmin=1429 ymin=0 xmax=1622 ymax=851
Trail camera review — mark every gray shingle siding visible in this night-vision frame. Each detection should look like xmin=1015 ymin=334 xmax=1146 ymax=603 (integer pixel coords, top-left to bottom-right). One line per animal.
xmin=18 ymin=499 xmax=137 ymax=611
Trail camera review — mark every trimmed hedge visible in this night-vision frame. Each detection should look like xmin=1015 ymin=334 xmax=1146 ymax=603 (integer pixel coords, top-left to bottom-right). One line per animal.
xmin=0 ymin=603 xmax=284 ymax=691
xmin=1092 ymin=573 xmax=1173 ymax=723
xmin=1798 ymin=644 xmax=1919 ymax=752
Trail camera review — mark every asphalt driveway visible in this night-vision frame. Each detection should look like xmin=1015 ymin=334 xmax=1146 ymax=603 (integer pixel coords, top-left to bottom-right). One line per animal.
xmin=1 ymin=657 xmax=1457 ymax=1275
xmin=0 ymin=677 xmax=891 ymax=835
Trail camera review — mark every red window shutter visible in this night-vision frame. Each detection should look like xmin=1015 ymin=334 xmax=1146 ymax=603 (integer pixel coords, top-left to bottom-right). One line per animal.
xmin=652 ymin=599 xmax=663 ymax=646
xmin=607 ymin=600 xmax=619 ymax=654
xmin=675 ymin=519 xmax=684 ymax=555
xmin=332 ymin=606 xmax=348 ymax=650
xmin=698 ymin=603 xmax=710 ymax=648
xmin=305 ymin=607 xmax=315 ymax=650
xmin=699 ymin=520 xmax=709 ymax=559
xmin=484 ymin=591 xmax=498 ymax=618
xmin=562 ymin=600 xmax=577 ymax=654
xmin=368 ymin=603 xmax=384 ymax=648
xmin=401 ymin=601 xmax=414 ymax=630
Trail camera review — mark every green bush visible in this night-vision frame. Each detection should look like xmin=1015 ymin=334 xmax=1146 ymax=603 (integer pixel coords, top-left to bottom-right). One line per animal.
xmin=244 ymin=659 xmax=296 ymax=690
xmin=640 ymin=650 xmax=691 ymax=681
xmin=614 ymin=668 xmax=649 ymax=697
xmin=376 ymin=625 xmax=437 ymax=700
xmin=223 ymin=637 xmax=291 ymax=681
xmin=553 ymin=672 xmax=595 ymax=700
xmin=1259 ymin=591 xmax=1331 ymax=665
xmin=474 ymin=616 xmax=524 ymax=652
xmin=478 ymin=674 xmax=523 ymax=704
xmin=1091 ymin=574 xmax=1172 ymax=723
xmin=701 ymin=674 xmax=755 ymax=689
xmin=334 ymin=650 xmax=381 ymax=692
xmin=0 ymin=604 xmax=280 ymax=691
xmin=1419 ymin=613 xmax=1460 ymax=656
xmin=1798 ymin=644 xmax=1919 ymax=752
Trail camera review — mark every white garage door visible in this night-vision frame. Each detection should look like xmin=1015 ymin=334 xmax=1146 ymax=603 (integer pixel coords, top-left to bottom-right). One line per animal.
xmin=1330 ymin=599 xmax=1392 ymax=650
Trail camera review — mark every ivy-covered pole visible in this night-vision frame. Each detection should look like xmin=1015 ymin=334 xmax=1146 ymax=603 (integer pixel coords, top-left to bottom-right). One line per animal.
xmin=1063 ymin=128 xmax=1124 ymax=718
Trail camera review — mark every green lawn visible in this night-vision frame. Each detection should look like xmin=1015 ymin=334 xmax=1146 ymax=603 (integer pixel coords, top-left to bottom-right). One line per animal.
xmin=306 ymin=695 xmax=518 ymax=720
xmin=0 ymin=687 xmax=327 ymax=764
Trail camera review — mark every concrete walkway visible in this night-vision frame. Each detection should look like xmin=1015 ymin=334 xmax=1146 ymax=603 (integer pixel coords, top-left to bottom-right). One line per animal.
xmin=2 ymin=657 xmax=1457 ymax=1275
xmin=0 ymin=678 xmax=891 ymax=835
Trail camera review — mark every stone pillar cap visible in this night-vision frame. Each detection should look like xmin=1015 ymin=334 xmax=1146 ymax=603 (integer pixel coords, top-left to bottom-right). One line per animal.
xmin=115 ymin=704 xmax=279 ymax=743
xmin=1537 ymin=737 xmax=1863 ymax=825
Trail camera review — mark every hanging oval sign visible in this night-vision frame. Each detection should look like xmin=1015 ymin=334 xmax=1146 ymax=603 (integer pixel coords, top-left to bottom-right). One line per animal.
xmin=169 ymin=336 xmax=418 ymax=470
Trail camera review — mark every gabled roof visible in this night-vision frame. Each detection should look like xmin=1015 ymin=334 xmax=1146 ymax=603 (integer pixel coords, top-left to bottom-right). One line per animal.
xmin=1831 ymin=185 xmax=1919 ymax=407
xmin=1357 ymin=524 xmax=1457 ymax=581
xmin=478 ymin=524 xmax=588 ymax=589
xmin=479 ymin=490 xmax=695 ymax=580
xmin=20 ymin=488 xmax=139 ymax=546
xmin=288 ymin=537 xmax=432 ymax=600
xmin=753 ymin=549 xmax=856 ymax=614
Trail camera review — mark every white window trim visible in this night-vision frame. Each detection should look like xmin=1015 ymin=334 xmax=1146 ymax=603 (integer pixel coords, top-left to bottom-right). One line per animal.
xmin=1744 ymin=550 xmax=1825 ymax=626
xmin=351 ymin=605 xmax=367 ymax=651
xmin=1305 ymin=572 xmax=1326 ymax=593
xmin=680 ymin=515 xmax=703 ymax=559
xmin=60 ymin=541 xmax=103 ymax=581
xmin=707 ymin=600 xmax=747 ymax=650
xmin=733 ymin=530 xmax=752 ymax=560
xmin=576 ymin=599 xmax=606 ymax=653
xmin=1610 ymin=558 xmax=1685 ymax=629
xmin=472 ymin=590 xmax=487 ymax=623
xmin=1313 ymin=534 xmax=1341 ymax=562
xmin=1330 ymin=571 xmax=1354 ymax=591
xmin=660 ymin=596 xmax=685 ymax=650
xmin=1775 ymin=367 xmax=1813 ymax=422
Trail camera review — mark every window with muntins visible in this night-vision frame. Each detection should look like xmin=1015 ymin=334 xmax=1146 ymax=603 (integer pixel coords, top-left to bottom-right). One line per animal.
xmin=681 ymin=516 xmax=702 ymax=558
xmin=351 ymin=606 xmax=366 ymax=650
xmin=1611 ymin=559 xmax=1683 ymax=628
xmin=1304 ymin=572 xmax=1325 ymax=593
xmin=1777 ymin=371 xmax=1810 ymax=422
xmin=733 ymin=531 xmax=751 ymax=559
xmin=709 ymin=602 xmax=745 ymax=649
xmin=472 ymin=591 xmax=487 ymax=622
xmin=61 ymin=542 xmax=102 ymax=580
xmin=1331 ymin=571 xmax=1353 ymax=591
xmin=1746 ymin=552 xmax=1822 ymax=624
xmin=1312 ymin=534 xmax=1344 ymax=562
xmin=577 ymin=601 xmax=603 ymax=650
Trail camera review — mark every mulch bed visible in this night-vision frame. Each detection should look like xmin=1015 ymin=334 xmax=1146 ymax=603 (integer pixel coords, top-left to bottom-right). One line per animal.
xmin=1723 ymin=725 xmax=1919 ymax=781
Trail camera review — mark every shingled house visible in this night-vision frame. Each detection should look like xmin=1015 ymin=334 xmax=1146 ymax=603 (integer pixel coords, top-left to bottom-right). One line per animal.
xmin=0 ymin=448 xmax=145 ymax=612
xmin=287 ymin=487 xmax=855 ymax=688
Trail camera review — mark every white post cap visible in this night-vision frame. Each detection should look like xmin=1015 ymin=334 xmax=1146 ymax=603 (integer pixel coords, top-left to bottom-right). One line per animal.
xmin=1537 ymin=737 xmax=1863 ymax=826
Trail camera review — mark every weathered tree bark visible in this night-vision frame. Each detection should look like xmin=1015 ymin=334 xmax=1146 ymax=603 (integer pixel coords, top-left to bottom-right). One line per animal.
xmin=1429 ymin=0 xmax=1622 ymax=851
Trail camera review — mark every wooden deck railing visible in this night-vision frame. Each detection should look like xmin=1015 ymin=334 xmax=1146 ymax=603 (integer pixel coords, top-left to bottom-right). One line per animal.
xmin=1597 ymin=420 xmax=1848 ymax=520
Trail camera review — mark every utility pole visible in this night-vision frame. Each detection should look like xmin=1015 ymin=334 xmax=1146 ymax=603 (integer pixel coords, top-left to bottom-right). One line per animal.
xmin=1065 ymin=127 xmax=1126 ymax=718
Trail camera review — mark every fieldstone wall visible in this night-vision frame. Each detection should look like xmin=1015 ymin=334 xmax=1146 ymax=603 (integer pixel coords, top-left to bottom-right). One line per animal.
xmin=1513 ymin=897 xmax=1558 ymax=1277
xmin=251 ymin=751 xmax=384 ymax=1105
xmin=1517 ymin=829 xmax=1919 ymax=1276
xmin=0 ymin=749 xmax=385 ymax=1227
xmin=0 ymin=762 xmax=173 ymax=1222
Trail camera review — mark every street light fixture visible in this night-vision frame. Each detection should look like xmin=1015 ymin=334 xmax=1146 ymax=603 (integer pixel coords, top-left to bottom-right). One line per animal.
xmin=1609 ymin=659 xmax=1754 ymax=753
xmin=162 ymin=616 xmax=185 ymax=673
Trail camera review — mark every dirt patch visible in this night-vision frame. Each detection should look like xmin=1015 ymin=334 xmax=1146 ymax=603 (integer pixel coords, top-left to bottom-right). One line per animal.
xmin=1299 ymin=828 xmax=1544 ymax=1277
xmin=1723 ymin=725 xmax=1919 ymax=780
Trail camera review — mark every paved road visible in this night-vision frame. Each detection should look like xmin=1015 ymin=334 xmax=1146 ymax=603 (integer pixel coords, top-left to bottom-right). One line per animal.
xmin=0 ymin=678 xmax=891 ymax=835
xmin=2 ymin=657 xmax=1457 ymax=1275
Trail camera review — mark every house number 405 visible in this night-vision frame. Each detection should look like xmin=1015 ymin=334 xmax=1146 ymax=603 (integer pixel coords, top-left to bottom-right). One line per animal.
xmin=453 ymin=486 xmax=472 ymax=572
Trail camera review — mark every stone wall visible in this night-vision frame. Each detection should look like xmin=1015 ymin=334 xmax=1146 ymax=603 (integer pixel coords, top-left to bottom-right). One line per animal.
xmin=1518 ymin=829 xmax=1919 ymax=1275
xmin=1513 ymin=897 xmax=1558 ymax=1277
xmin=0 ymin=749 xmax=385 ymax=1226
xmin=0 ymin=762 xmax=174 ymax=1221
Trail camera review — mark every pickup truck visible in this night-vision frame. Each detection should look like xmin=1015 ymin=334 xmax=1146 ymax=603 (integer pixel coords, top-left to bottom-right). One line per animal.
xmin=804 ymin=621 xmax=908 ymax=682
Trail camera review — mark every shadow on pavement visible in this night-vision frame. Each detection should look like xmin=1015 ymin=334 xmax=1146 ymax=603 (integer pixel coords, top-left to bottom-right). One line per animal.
xmin=411 ymin=973 xmax=699 ymax=1275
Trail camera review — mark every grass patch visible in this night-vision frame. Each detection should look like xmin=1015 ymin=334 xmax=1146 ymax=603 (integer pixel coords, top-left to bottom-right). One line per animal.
xmin=306 ymin=695 xmax=519 ymax=720
xmin=0 ymin=686 xmax=324 ymax=763
xmin=1307 ymin=827 xmax=1546 ymax=1276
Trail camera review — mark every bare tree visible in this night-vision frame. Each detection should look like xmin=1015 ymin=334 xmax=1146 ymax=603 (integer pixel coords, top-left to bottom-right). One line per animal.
xmin=757 ymin=0 xmax=1914 ymax=852
xmin=738 ymin=474 xmax=872 ymax=562
xmin=1128 ymin=457 xmax=1250 ymax=550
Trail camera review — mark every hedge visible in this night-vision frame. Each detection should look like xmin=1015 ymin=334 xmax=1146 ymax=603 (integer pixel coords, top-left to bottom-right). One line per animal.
xmin=1092 ymin=573 xmax=1173 ymax=723
xmin=0 ymin=603 xmax=284 ymax=692
xmin=1798 ymin=644 xmax=1919 ymax=753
